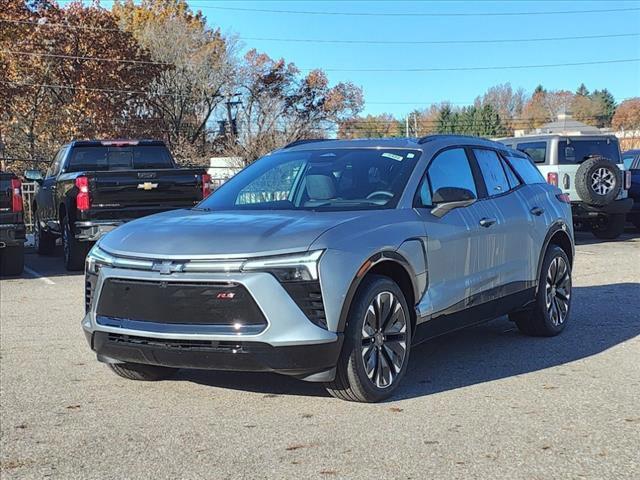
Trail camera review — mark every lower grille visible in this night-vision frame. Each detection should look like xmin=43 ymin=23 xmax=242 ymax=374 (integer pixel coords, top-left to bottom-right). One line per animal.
xmin=107 ymin=333 xmax=247 ymax=353
xmin=96 ymin=278 xmax=267 ymax=327
xmin=85 ymin=272 xmax=97 ymax=313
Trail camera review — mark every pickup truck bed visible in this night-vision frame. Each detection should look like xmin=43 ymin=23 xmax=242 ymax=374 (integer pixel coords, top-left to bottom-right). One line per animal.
xmin=30 ymin=140 xmax=210 ymax=270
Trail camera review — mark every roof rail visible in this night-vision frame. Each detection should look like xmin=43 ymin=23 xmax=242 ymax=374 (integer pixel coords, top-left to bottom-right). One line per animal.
xmin=283 ymin=138 xmax=331 ymax=149
xmin=417 ymin=134 xmax=486 ymax=144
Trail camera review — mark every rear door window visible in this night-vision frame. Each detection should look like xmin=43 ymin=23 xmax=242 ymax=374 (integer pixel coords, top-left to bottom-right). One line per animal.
xmin=474 ymin=149 xmax=510 ymax=196
xmin=516 ymin=142 xmax=547 ymax=163
xmin=558 ymin=139 xmax=620 ymax=164
xmin=505 ymin=154 xmax=546 ymax=184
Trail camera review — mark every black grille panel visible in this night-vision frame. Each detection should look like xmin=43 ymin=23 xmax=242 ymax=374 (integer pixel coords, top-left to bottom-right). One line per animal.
xmin=282 ymin=281 xmax=327 ymax=329
xmin=107 ymin=333 xmax=247 ymax=353
xmin=96 ymin=279 xmax=266 ymax=326
xmin=85 ymin=272 xmax=97 ymax=313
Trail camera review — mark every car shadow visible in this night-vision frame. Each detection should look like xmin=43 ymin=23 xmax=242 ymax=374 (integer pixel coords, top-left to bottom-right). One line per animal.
xmin=179 ymin=282 xmax=640 ymax=401
xmin=574 ymin=230 xmax=638 ymax=246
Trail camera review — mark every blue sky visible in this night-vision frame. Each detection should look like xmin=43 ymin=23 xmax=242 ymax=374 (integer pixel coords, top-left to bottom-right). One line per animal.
xmin=193 ymin=0 xmax=640 ymax=116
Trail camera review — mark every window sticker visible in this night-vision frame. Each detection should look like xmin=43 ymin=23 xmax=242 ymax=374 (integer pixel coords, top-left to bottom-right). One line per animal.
xmin=382 ymin=152 xmax=404 ymax=161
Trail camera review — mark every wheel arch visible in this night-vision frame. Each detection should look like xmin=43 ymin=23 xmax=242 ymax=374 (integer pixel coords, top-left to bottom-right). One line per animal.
xmin=536 ymin=222 xmax=574 ymax=292
xmin=337 ymin=251 xmax=419 ymax=337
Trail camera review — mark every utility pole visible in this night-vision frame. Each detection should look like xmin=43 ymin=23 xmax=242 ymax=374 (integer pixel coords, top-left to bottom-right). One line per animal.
xmin=405 ymin=116 xmax=409 ymax=138
xmin=413 ymin=114 xmax=418 ymax=137
xmin=224 ymin=93 xmax=242 ymax=137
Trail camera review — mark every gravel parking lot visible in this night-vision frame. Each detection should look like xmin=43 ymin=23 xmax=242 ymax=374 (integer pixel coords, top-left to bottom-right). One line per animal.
xmin=1 ymin=232 xmax=639 ymax=479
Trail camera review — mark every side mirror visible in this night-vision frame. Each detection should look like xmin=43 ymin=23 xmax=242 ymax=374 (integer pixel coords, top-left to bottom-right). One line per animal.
xmin=431 ymin=187 xmax=476 ymax=218
xmin=24 ymin=169 xmax=44 ymax=183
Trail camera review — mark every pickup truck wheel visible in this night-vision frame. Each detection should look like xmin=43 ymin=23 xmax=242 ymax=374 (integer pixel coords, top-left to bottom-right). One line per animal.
xmin=511 ymin=245 xmax=572 ymax=337
xmin=108 ymin=363 xmax=178 ymax=381
xmin=62 ymin=216 xmax=89 ymax=271
xmin=325 ymin=275 xmax=411 ymax=403
xmin=0 ymin=245 xmax=24 ymax=276
xmin=34 ymin=211 xmax=56 ymax=255
xmin=591 ymin=213 xmax=625 ymax=240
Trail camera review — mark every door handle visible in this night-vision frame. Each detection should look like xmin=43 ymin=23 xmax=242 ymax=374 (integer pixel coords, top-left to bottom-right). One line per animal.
xmin=479 ymin=217 xmax=496 ymax=228
xmin=530 ymin=206 xmax=544 ymax=216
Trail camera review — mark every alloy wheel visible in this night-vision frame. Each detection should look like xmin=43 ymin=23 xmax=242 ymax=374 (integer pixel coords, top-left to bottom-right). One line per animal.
xmin=591 ymin=168 xmax=615 ymax=195
xmin=360 ymin=291 xmax=408 ymax=389
xmin=545 ymin=256 xmax=571 ymax=326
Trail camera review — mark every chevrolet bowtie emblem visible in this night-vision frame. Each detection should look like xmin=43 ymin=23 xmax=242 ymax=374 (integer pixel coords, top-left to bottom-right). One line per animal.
xmin=138 ymin=182 xmax=158 ymax=190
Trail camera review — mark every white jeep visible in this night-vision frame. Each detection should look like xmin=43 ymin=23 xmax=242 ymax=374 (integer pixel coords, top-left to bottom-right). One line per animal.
xmin=500 ymin=134 xmax=632 ymax=239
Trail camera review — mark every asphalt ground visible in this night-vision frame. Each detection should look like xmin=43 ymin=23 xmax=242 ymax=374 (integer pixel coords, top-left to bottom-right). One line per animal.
xmin=1 ymin=232 xmax=639 ymax=479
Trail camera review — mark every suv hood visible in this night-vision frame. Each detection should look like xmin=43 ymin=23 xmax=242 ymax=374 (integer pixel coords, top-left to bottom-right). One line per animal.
xmin=99 ymin=209 xmax=361 ymax=259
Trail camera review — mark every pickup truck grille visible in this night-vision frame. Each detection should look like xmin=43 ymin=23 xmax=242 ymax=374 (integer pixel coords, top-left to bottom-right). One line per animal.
xmin=96 ymin=278 xmax=267 ymax=328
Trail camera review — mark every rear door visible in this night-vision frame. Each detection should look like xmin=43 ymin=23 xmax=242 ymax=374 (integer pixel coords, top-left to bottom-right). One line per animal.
xmin=40 ymin=147 xmax=66 ymax=229
xmin=471 ymin=148 xmax=535 ymax=288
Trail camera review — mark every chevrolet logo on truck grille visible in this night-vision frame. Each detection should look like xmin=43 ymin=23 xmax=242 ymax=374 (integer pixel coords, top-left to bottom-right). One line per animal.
xmin=138 ymin=182 xmax=159 ymax=190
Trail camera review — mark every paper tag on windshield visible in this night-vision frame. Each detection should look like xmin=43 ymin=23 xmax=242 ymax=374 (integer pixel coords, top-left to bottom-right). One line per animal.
xmin=382 ymin=152 xmax=403 ymax=161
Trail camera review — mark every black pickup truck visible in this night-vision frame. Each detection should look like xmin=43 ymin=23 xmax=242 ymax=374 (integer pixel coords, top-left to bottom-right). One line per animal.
xmin=0 ymin=172 xmax=26 ymax=276
xmin=26 ymin=140 xmax=211 ymax=270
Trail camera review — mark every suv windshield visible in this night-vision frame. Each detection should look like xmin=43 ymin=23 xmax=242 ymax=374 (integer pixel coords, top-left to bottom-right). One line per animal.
xmin=558 ymin=139 xmax=621 ymax=164
xmin=65 ymin=145 xmax=174 ymax=172
xmin=198 ymin=148 xmax=420 ymax=211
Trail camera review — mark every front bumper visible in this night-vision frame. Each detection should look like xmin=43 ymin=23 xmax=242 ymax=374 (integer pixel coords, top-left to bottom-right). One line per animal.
xmin=74 ymin=221 xmax=124 ymax=242
xmin=0 ymin=223 xmax=26 ymax=248
xmin=82 ymin=266 xmax=340 ymax=381
xmin=572 ymin=198 xmax=633 ymax=217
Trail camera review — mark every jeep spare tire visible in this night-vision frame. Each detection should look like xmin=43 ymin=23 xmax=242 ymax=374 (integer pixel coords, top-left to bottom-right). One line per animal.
xmin=574 ymin=156 xmax=622 ymax=206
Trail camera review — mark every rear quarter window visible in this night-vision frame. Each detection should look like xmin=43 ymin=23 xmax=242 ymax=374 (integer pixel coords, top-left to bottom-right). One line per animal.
xmin=515 ymin=142 xmax=547 ymax=164
xmin=505 ymin=154 xmax=546 ymax=185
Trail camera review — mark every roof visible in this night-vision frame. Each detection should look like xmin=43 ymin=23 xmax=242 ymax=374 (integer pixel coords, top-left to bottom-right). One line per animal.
xmin=282 ymin=135 xmax=504 ymax=152
xmin=538 ymin=117 xmax=601 ymax=134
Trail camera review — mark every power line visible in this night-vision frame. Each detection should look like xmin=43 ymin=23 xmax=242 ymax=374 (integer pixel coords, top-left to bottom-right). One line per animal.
xmin=4 ymin=50 xmax=638 ymax=73
xmin=241 ymin=32 xmax=639 ymax=45
xmin=205 ymin=5 xmax=640 ymax=17
xmin=3 ymin=19 xmax=637 ymax=45
xmin=318 ymin=58 xmax=640 ymax=73
xmin=5 ymin=50 xmax=171 ymax=66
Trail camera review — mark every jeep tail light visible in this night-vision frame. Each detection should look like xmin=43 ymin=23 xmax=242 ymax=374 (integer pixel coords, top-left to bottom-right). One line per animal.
xmin=202 ymin=173 xmax=212 ymax=198
xmin=547 ymin=172 xmax=558 ymax=187
xmin=556 ymin=193 xmax=571 ymax=204
xmin=625 ymin=170 xmax=632 ymax=190
xmin=10 ymin=178 xmax=23 ymax=212
xmin=75 ymin=176 xmax=91 ymax=211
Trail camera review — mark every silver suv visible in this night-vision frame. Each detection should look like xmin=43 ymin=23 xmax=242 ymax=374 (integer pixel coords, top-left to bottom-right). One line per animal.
xmin=500 ymin=134 xmax=632 ymax=239
xmin=82 ymin=136 xmax=575 ymax=402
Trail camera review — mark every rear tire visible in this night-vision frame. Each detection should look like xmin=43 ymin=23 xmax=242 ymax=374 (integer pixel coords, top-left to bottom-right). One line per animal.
xmin=325 ymin=275 xmax=411 ymax=403
xmin=34 ymin=210 xmax=56 ymax=255
xmin=511 ymin=245 xmax=572 ymax=337
xmin=592 ymin=213 xmax=625 ymax=240
xmin=0 ymin=245 xmax=24 ymax=276
xmin=108 ymin=363 xmax=177 ymax=381
xmin=62 ymin=216 xmax=89 ymax=271
xmin=574 ymin=156 xmax=622 ymax=206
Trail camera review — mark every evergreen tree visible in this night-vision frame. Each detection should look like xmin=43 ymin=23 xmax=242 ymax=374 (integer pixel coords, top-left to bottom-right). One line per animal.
xmin=576 ymin=83 xmax=589 ymax=97
xmin=591 ymin=89 xmax=617 ymax=126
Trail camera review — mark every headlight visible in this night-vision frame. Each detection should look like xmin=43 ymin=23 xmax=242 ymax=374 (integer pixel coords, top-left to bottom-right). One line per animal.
xmin=85 ymin=244 xmax=115 ymax=274
xmin=241 ymin=250 xmax=323 ymax=282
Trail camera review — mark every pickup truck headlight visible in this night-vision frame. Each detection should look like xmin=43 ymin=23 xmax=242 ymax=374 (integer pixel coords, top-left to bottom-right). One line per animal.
xmin=85 ymin=244 xmax=115 ymax=274
xmin=241 ymin=250 xmax=324 ymax=282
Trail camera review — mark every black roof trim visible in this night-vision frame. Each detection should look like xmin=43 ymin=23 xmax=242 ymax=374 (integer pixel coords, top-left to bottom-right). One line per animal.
xmin=417 ymin=134 xmax=488 ymax=144
xmin=283 ymin=139 xmax=331 ymax=149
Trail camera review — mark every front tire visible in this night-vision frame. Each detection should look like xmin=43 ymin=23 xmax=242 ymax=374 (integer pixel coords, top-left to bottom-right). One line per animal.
xmin=0 ymin=245 xmax=24 ymax=276
xmin=592 ymin=213 xmax=625 ymax=240
xmin=108 ymin=363 xmax=177 ymax=381
xmin=325 ymin=275 xmax=411 ymax=402
xmin=62 ymin=216 xmax=89 ymax=271
xmin=510 ymin=245 xmax=572 ymax=337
